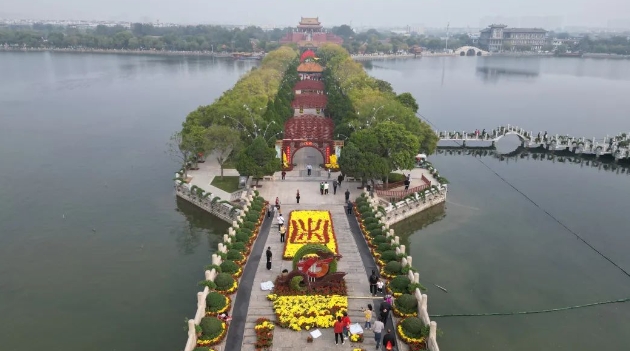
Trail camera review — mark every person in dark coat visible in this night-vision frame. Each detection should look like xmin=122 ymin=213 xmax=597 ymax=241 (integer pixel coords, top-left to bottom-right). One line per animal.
xmin=369 ymin=270 xmax=378 ymax=296
xmin=382 ymin=329 xmax=396 ymax=350
xmin=337 ymin=174 xmax=343 ymax=186
xmin=265 ymin=247 xmax=272 ymax=270
xmin=344 ymin=189 xmax=350 ymax=201
xmin=332 ymin=179 xmax=338 ymax=195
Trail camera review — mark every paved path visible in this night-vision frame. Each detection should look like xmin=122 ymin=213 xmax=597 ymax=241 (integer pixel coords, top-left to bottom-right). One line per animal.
xmin=186 ymin=151 xmax=239 ymax=200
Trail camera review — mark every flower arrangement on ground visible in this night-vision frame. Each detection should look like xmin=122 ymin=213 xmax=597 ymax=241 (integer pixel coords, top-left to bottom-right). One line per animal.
xmin=283 ymin=210 xmax=338 ymax=259
xmin=396 ymin=317 xmax=428 ymax=350
xmin=349 ymin=333 xmax=364 ymax=343
xmin=205 ymin=292 xmax=231 ymax=316
xmin=254 ymin=318 xmax=274 ymax=350
xmin=271 ymin=294 xmax=348 ymax=331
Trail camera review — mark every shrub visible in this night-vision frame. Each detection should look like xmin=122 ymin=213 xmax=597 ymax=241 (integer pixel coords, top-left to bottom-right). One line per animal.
xmin=385 ymin=261 xmax=402 ymax=275
xmin=359 ymin=205 xmax=371 ymax=213
xmin=380 ymin=250 xmax=398 ymax=262
xmin=408 ymin=282 xmax=427 ymax=293
xmin=385 ymin=172 xmax=407 ymax=183
xmin=370 ymin=229 xmax=383 ymax=237
xmin=205 ymin=292 xmax=228 ymax=312
xmin=290 ymin=276 xmax=306 ymax=292
xmin=389 ymin=276 xmax=411 ymax=293
xmin=220 ymin=260 xmax=239 ymax=275
xmin=363 ymin=217 xmax=378 ymax=225
xmin=372 ymin=236 xmax=388 ymax=245
xmin=376 ymin=243 xmax=392 ymax=253
xmin=366 ymin=223 xmax=380 ymax=231
xmin=204 ymin=264 xmax=221 ymax=273
xmin=226 ymin=249 xmax=244 ymax=261
xmin=400 ymin=317 xmax=428 ymax=339
xmin=229 ymin=242 xmax=246 ymax=252
xmin=241 ymin=221 xmax=254 ymax=230
xmin=234 ymin=232 xmax=250 ymax=243
xmin=214 ymin=273 xmax=235 ymax=291
xmin=237 ymin=228 xmax=253 ymax=237
xmin=200 ymin=316 xmax=224 ymax=339
xmin=395 ymin=294 xmax=418 ymax=314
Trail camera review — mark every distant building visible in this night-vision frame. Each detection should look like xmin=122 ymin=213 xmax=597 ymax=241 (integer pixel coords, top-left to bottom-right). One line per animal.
xmin=479 ymin=24 xmax=547 ymax=52
xmin=279 ymin=17 xmax=343 ymax=50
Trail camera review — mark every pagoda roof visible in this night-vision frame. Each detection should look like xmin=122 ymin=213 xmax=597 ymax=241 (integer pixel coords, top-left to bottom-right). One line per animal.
xmin=284 ymin=115 xmax=334 ymax=140
xmin=291 ymin=94 xmax=328 ymax=108
xmin=300 ymin=17 xmax=321 ymax=25
xmin=300 ymin=49 xmax=317 ymax=62
xmin=293 ymin=80 xmax=325 ymax=91
xmin=297 ymin=62 xmax=324 ymax=73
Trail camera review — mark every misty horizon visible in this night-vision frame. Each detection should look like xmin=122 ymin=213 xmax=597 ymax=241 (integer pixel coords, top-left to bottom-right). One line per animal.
xmin=2 ymin=0 xmax=630 ymax=29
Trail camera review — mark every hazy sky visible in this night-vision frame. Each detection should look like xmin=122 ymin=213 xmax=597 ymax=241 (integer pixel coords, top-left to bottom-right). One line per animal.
xmin=1 ymin=0 xmax=629 ymax=28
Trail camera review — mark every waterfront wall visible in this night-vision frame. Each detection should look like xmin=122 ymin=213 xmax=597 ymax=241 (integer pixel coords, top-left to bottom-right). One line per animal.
xmin=379 ymin=186 xmax=447 ymax=226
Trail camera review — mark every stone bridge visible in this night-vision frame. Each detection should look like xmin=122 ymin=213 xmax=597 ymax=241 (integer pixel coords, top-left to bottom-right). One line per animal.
xmin=454 ymin=46 xmax=490 ymax=56
xmin=437 ymin=125 xmax=630 ymax=160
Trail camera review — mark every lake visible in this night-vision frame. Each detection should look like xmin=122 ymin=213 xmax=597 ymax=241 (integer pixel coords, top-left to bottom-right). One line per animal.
xmin=1 ymin=52 xmax=629 ymax=351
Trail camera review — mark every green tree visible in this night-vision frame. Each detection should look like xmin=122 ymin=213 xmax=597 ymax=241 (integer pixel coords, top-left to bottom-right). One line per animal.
xmin=235 ymin=137 xmax=279 ymax=185
xmin=206 ymin=125 xmax=242 ymax=179
xmin=338 ymin=142 xmax=389 ymax=188
xmin=167 ymin=131 xmax=197 ymax=178
xmin=396 ymin=92 xmax=419 ymax=113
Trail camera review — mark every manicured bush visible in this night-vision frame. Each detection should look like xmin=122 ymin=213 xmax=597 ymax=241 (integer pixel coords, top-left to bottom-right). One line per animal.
xmin=385 ymin=172 xmax=407 ymax=183
xmin=370 ymin=229 xmax=383 ymax=237
xmin=214 ymin=273 xmax=235 ymax=291
xmin=204 ymin=264 xmax=222 ymax=273
xmin=241 ymin=221 xmax=254 ymax=230
xmin=390 ymin=276 xmax=411 ymax=293
xmin=376 ymin=243 xmax=392 ymax=252
xmin=237 ymin=228 xmax=253 ymax=237
xmin=226 ymin=249 xmax=244 ymax=261
xmin=205 ymin=292 xmax=228 ymax=312
xmin=372 ymin=235 xmax=388 ymax=245
xmin=220 ymin=260 xmax=239 ymax=275
xmin=229 ymin=242 xmax=246 ymax=252
xmin=395 ymin=294 xmax=418 ymax=314
xmin=246 ymin=213 xmax=260 ymax=222
xmin=384 ymin=261 xmax=402 ymax=275
xmin=363 ymin=217 xmax=378 ymax=225
xmin=234 ymin=232 xmax=250 ymax=243
xmin=380 ymin=250 xmax=398 ymax=262
xmin=200 ymin=316 xmax=224 ymax=339
xmin=359 ymin=205 xmax=371 ymax=213
xmin=400 ymin=317 xmax=427 ymax=339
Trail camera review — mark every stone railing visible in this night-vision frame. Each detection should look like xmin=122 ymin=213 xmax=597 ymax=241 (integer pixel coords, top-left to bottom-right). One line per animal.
xmin=357 ymin=192 xmax=441 ymax=351
xmin=183 ymin=188 xmax=264 ymax=351
xmin=376 ymin=185 xmax=447 ymax=226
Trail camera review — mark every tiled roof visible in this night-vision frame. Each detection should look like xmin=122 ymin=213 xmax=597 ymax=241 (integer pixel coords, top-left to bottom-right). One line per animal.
xmin=297 ymin=62 xmax=324 ymax=73
xmin=293 ymin=80 xmax=325 ymax=91
xmin=291 ymin=94 xmax=328 ymax=108
xmin=284 ymin=115 xmax=334 ymax=140
xmin=503 ymin=28 xmax=547 ymax=33
xmin=300 ymin=17 xmax=320 ymax=25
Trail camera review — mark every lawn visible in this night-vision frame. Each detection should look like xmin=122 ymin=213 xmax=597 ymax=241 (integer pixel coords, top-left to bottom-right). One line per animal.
xmin=211 ymin=176 xmax=240 ymax=193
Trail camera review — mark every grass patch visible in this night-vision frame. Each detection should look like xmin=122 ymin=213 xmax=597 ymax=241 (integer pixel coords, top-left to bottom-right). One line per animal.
xmin=211 ymin=176 xmax=240 ymax=193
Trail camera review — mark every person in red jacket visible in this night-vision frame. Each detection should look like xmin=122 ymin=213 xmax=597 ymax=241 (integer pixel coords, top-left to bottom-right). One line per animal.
xmin=333 ymin=316 xmax=345 ymax=345
xmin=341 ymin=311 xmax=351 ymax=338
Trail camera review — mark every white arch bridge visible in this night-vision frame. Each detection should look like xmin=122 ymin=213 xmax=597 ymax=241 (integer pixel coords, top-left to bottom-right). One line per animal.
xmin=454 ymin=46 xmax=490 ymax=56
xmin=437 ymin=125 xmax=630 ymax=160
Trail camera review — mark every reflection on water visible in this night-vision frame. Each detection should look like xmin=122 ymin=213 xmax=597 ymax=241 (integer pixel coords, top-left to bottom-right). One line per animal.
xmin=476 ymin=56 xmax=540 ymax=83
xmin=391 ymin=203 xmax=446 ymax=245
xmin=174 ymin=197 xmax=230 ymax=255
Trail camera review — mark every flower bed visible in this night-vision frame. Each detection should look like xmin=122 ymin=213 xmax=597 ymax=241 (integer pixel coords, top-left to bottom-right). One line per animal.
xmin=268 ymin=294 xmax=348 ymax=331
xmin=397 ymin=317 xmax=428 ymax=350
xmin=283 ymin=210 xmax=338 ymax=259
xmin=254 ymin=318 xmax=274 ymax=350
xmin=197 ymin=316 xmax=227 ymax=346
xmin=349 ymin=333 xmax=364 ymax=343
xmin=205 ymin=292 xmax=231 ymax=316
xmin=272 ymin=275 xmax=348 ymax=296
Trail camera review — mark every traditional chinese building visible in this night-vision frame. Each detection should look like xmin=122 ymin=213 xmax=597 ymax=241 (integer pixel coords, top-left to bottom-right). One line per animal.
xmin=479 ymin=24 xmax=548 ymax=52
xmin=279 ymin=17 xmax=343 ymax=49
xmin=297 ymin=62 xmax=324 ymax=81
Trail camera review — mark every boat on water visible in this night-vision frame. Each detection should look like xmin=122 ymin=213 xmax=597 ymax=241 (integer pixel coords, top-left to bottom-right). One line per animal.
xmin=556 ymin=52 xmax=583 ymax=58
xmin=232 ymin=52 xmax=265 ymax=61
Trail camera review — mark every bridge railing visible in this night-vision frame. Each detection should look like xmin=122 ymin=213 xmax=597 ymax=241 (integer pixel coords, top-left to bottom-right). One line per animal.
xmin=374 ymin=179 xmax=406 ymax=190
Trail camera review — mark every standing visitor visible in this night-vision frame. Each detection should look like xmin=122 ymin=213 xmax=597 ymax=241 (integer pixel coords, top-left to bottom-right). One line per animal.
xmin=277 ymin=214 xmax=284 ymax=231
xmin=369 ymin=270 xmax=378 ymax=296
xmin=404 ymin=179 xmax=410 ymax=190
xmin=267 ymin=203 xmax=273 ymax=218
xmin=376 ymin=279 xmax=384 ymax=294
xmin=296 ymin=190 xmax=301 ymax=204
xmin=332 ymin=179 xmax=338 ymax=195
xmin=346 ymin=200 xmax=353 ymax=215
xmin=373 ymin=318 xmax=385 ymax=349
xmin=265 ymin=247 xmax=272 ymax=270
xmin=345 ymin=189 xmax=350 ymax=202
xmin=320 ymin=182 xmax=324 ymax=195
xmin=341 ymin=311 xmax=351 ymax=338
xmin=307 ymin=164 xmax=312 ymax=176
xmin=275 ymin=197 xmax=280 ymax=210
xmin=333 ymin=316 xmax=345 ymax=345
xmin=363 ymin=304 xmax=373 ymax=330
xmin=279 ymin=225 xmax=286 ymax=243
xmin=337 ymin=174 xmax=343 ymax=187
xmin=281 ymin=171 xmax=286 ymax=180
xmin=324 ymin=182 xmax=329 ymax=195
xmin=327 ymin=168 xmax=331 ymax=178
xmin=382 ymin=329 xmax=396 ymax=350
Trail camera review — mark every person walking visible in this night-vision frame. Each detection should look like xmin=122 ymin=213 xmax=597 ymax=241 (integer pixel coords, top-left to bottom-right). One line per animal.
xmin=345 ymin=189 xmax=350 ymax=202
xmin=267 ymin=203 xmax=273 ymax=218
xmin=320 ymin=182 xmax=324 ymax=195
xmin=327 ymin=168 xmax=331 ymax=178
xmin=281 ymin=171 xmax=286 ymax=180
xmin=337 ymin=174 xmax=344 ymax=187
xmin=382 ymin=329 xmax=396 ymax=350
xmin=373 ymin=318 xmax=385 ymax=349
xmin=332 ymin=179 xmax=338 ymax=194
xmin=333 ymin=316 xmax=345 ymax=345
xmin=363 ymin=304 xmax=373 ymax=330
xmin=404 ymin=179 xmax=410 ymax=190
xmin=275 ymin=197 xmax=280 ymax=210
xmin=369 ymin=270 xmax=378 ymax=296
xmin=277 ymin=214 xmax=284 ymax=231
xmin=324 ymin=182 xmax=329 ymax=195
xmin=346 ymin=200 xmax=353 ymax=215
xmin=265 ymin=247 xmax=272 ymax=270
xmin=279 ymin=224 xmax=286 ymax=243
xmin=296 ymin=190 xmax=300 ymax=204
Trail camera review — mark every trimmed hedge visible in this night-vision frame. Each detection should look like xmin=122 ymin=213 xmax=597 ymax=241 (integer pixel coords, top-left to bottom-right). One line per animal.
xmin=200 ymin=316 xmax=224 ymax=339
xmin=390 ymin=276 xmax=411 ymax=293
xmin=376 ymin=243 xmax=392 ymax=252
xmin=229 ymin=242 xmax=246 ymax=252
xmin=380 ymin=250 xmax=398 ymax=262
xmin=220 ymin=260 xmax=239 ymax=275
xmin=205 ymin=292 xmax=228 ymax=312
xmin=214 ymin=273 xmax=235 ymax=291
xmin=226 ymin=250 xmax=244 ymax=262
xmin=372 ymin=235 xmax=388 ymax=245
xmin=400 ymin=317 xmax=427 ymax=339
xmin=234 ymin=232 xmax=250 ymax=243
xmin=395 ymin=294 xmax=418 ymax=314
xmin=385 ymin=261 xmax=402 ymax=275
